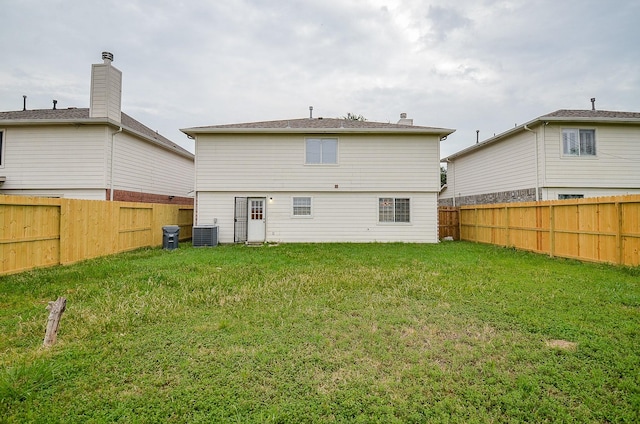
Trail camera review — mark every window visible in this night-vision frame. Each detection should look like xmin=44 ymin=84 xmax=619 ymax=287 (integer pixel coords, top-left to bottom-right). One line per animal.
xmin=379 ymin=198 xmax=410 ymax=223
xmin=0 ymin=130 xmax=4 ymax=167
xmin=292 ymin=197 xmax=312 ymax=217
xmin=562 ymin=129 xmax=595 ymax=156
xmin=306 ymin=138 xmax=337 ymax=164
xmin=558 ymin=194 xmax=584 ymax=200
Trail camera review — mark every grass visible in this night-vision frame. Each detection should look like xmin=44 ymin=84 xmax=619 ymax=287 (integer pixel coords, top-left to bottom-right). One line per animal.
xmin=1 ymin=242 xmax=639 ymax=423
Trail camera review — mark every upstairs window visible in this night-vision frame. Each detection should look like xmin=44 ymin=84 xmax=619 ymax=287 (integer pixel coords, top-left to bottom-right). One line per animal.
xmin=562 ymin=129 xmax=596 ymax=156
xmin=0 ymin=130 xmax=4 ymax=167
xmin=379 ymin=198 xmax=410 ymax=223
xmin=306 ymin=138 xmax=338 ymax=164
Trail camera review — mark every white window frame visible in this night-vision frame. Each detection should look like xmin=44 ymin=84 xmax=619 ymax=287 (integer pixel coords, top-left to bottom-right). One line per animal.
xmin=378 ymin=197 xmax=411 ymax=224
xmin=292 ymin=196 xmax=313 ymax=218
xmin=305 ymin=138 xmax=338 ymax=165
xmin=562 ymin=128 xmax=596 ymax=157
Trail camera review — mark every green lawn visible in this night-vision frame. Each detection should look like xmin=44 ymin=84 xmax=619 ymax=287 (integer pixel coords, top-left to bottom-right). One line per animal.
xmin=1 ymin=242 xmax=639 ymax=423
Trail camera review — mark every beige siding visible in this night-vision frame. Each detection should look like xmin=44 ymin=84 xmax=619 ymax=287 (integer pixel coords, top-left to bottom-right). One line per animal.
xmin=0 ymin=189 xmax=106 ymax=199
xmin=111 ymin=132 xmax=194 ymax=197
xmin=543 ymin=124 xmax=640 ymax=188
xmin=89 ymin=63 xmax=122 ymax=122
xmin=0 ymin=125 xmax=107 ymax=190
xmin=195 ymin=133 xmax=441 ymax=193
xmin=197 ymin=191 xmax=439 ymax=243
xmin=448 ymin=131 xmax=537 ymax=198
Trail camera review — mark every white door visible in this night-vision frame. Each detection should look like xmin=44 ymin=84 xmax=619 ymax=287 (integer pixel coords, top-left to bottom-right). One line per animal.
xmin=247 ymin=198 xmax=266 ymax=243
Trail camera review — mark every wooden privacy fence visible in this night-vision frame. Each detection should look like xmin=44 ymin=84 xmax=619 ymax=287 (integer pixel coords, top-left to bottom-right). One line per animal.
xmin=1 ymin=195 xmax=194 ymax=275
xmin=438 ymin=207 xmax=460 ymax=240
xmin=460 ymin=195 xmax=640 ymax=267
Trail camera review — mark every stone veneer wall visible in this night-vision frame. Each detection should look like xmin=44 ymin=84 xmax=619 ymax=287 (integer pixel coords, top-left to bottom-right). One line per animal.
xmin=438 ymin=188 xmax=538 ymax=207
xmin=106 ymin=189 xmax=194 ymax=205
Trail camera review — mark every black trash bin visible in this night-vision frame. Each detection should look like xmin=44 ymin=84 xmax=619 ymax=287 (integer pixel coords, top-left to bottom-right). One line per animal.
xmin=162 ymin=225 xmax=180 ymax=250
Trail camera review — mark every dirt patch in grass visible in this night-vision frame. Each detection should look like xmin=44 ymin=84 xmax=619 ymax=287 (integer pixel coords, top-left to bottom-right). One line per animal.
xmin=546 ymin=339 xmax=577 ymax=351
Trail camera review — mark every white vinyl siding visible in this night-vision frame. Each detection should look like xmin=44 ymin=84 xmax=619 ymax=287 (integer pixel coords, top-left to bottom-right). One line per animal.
xmin=445 ymin=130 xmax=537 ymax=198
xmin=89 ymin=63 xmax=122 ymax=122
xmin=545 ymin=124 xmax=640 ymax=189
xmin=0 ymin=124 xmax=194 ymax=199
xmin=0 ymin=125 xmax=107 ymax=189
xmin=111 ymin=132 xmax=194 ymax=197
xmin=196 ymin=134 xmax=441 ymax=192
xmin=197 ymin=192 xmax=438 ymax=243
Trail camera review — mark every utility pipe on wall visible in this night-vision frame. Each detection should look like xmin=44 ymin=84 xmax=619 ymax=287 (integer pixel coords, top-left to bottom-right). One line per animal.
xmin=446 ymin=159 xmax=455 ymax=207
xmin=523 ymin=125 xmax=540 ymax=201
xmin=110 ymin=127 xmax=123 ymax=201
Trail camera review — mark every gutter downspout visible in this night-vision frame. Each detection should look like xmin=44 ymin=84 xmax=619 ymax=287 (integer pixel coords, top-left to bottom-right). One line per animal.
xmin=523 ymin=125 xmax=540 ymax=201
xmin=446 ymin=159 xmax=455 ymax=207
xmin=110 ymin=127 xmax=123 ymax=201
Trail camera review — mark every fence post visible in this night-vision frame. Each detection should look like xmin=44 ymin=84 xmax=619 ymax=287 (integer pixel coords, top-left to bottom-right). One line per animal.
xmin=505 ymin=205 xmax=510 ymax=247
xmin=549 ymin=204 xmax=555 ymax=258
xmin=616 ymin=201 xmax=622 ymax=265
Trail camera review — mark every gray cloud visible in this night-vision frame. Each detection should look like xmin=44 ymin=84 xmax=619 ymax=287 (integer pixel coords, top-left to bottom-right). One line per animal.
xmin=0 ymin=0 xmax=638 ymax=156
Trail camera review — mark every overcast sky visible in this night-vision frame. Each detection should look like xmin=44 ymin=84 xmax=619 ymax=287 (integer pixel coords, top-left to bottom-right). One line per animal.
xmin=1 ymin=0 xmax=638 ymax=157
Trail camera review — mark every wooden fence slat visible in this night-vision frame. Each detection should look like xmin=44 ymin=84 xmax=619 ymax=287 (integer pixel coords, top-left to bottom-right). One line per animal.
xmin=458 ymin=194 xmax=640 ymax=267
xmin=1 ymin=195 xmax=194 ymax=275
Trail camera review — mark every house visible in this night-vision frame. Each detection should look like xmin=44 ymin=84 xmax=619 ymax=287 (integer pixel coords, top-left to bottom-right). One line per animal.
xmin=182 ymin=114 xmax=454 ymax=243
xmin=439 ymin=106 xmax=640 ymax=206
xmin=0 ymin=52 xmax=194 ymax=204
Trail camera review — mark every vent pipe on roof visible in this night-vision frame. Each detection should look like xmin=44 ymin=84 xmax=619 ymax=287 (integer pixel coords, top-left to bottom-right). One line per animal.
xmin=53 ymin=100 xmax=57 ymax=110
xmin=309 ymin=106 xmax=313 ymax=119
xmin=397 ymin=113 xmax=413 ymax=125
xmin=590 ymin=97 xmax=596 ymax=111
xmin=23 ymin=95 xmax=27 ymax=111
xmin=476 ymin=130 xmax=479 ymax=144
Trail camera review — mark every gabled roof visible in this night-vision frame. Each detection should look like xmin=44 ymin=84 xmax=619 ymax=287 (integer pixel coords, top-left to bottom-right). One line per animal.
xmin=181 ymin=117 xmax=455 ymax=137
xmin=0 ymin=108 xmax=193 ymax=159
xmin=442 ymin=109 xmax=640 ymax=162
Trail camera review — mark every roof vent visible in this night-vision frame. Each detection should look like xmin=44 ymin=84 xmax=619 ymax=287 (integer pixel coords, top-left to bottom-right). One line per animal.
xmin=53 ymin=100 xmax=57 ymax=110
xmin=102 ymin=51 xmax=114 ymax=63
xmin=309 ymin=106 xmax=313 ymax=119
xmin=397 ymin=113 xmax=413 ymax=126
xmin=590 ymin=97 xmax=596 ymax=111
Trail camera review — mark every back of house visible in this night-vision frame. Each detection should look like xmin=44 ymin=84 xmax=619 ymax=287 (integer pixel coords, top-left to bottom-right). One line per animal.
xmin=183 ymin=114 xmax=454 ymax=243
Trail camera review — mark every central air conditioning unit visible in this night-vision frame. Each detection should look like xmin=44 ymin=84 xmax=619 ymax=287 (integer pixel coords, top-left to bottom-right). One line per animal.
xmin=192 ymin=225 xmax=218 ymax=247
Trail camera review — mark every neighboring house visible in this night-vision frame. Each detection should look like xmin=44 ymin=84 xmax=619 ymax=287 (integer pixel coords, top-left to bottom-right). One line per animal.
xmin=440 ymin=107 xmax=640 ymax=206
xmin=182 ymin=114 xmax=454 ymax=243
xmin=0 ymin=52 xmax=194 ymax=204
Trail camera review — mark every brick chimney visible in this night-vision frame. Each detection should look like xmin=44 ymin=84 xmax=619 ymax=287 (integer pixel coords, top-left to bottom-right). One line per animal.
xmin=89 ymin=52 xmax=122 ymax=122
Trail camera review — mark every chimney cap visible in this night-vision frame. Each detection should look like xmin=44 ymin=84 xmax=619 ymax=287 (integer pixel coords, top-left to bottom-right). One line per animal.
xmin=102 ymin=51 xmax=114 ymax=63
xmin=400 ymin=112 xmax=407 ymax=119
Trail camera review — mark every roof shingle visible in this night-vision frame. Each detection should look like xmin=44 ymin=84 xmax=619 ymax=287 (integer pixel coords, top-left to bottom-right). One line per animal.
xmin=183 ymin=117 xmax=455 ymax=136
